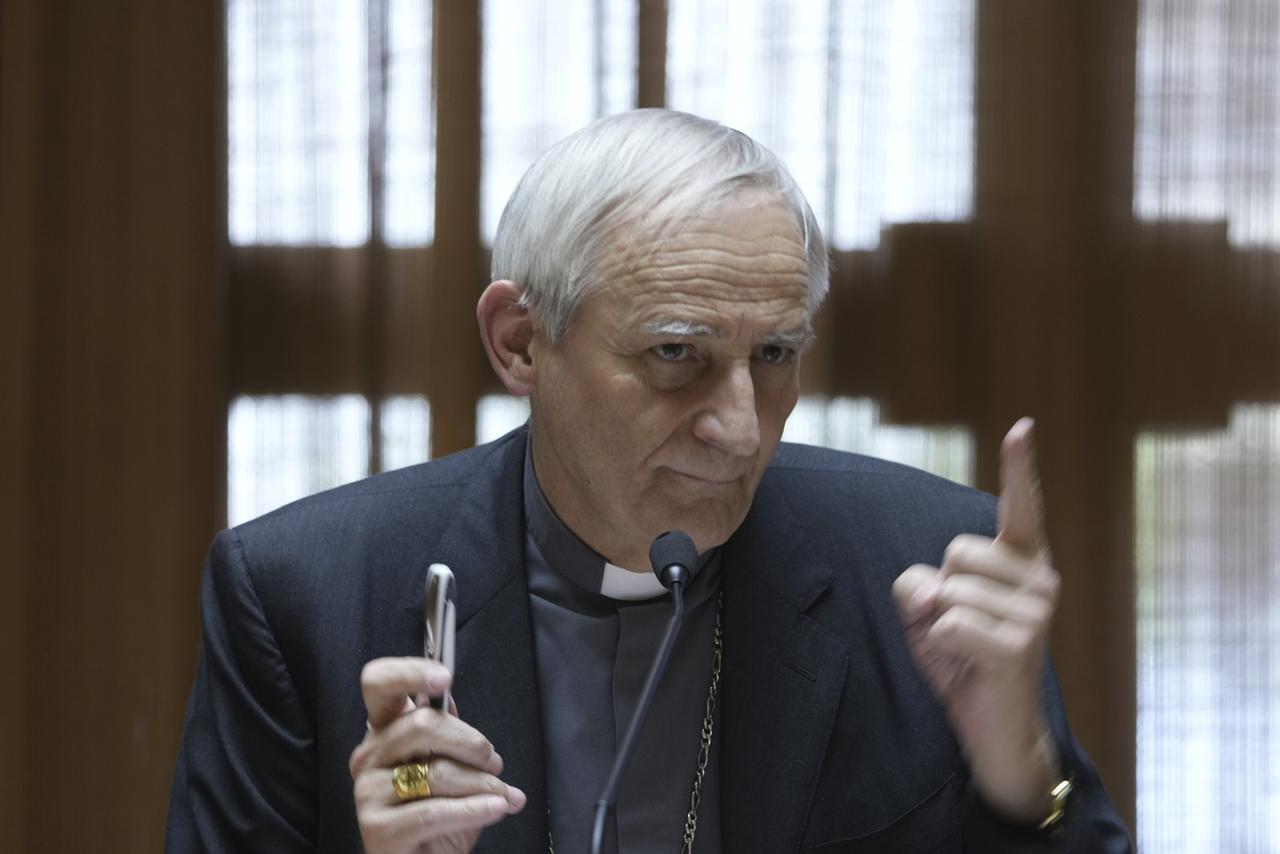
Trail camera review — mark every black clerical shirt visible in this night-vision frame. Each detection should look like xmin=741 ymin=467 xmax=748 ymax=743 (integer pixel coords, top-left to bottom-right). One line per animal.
xmin=523 ymin=448 xmax=723 ymax=854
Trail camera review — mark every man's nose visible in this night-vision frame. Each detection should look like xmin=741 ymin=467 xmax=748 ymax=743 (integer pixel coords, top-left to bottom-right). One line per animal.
xmin=692 ymin=361 xmax=761 ymax=458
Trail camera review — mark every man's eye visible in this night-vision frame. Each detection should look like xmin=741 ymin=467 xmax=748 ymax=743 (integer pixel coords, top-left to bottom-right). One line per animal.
xmin=653 ymin=343 xmax=691 ymax=362
xmin=757 ymin=344 xmax=793 ymax=365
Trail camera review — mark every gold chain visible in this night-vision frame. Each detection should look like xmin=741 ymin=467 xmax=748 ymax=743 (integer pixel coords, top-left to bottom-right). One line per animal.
xmin=549 ymin=591 xmax=724 ymax=854
xmin=679 ymin=590 xmax=723 ymax=853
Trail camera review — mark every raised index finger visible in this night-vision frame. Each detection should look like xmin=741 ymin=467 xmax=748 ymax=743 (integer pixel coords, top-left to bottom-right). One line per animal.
xmin=361 ymin=657 xmax=452 ymax=730
xmin=995 ymin=417 xmax=1047 ymax=556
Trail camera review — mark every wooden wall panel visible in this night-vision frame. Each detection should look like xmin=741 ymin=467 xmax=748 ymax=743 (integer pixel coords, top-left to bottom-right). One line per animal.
xmin=879 ymin=223 xmax=973 ymax=426
xmin=0 ymin=0 xmax=40 ymax=843
xmin=2 ymin=0 xmax=224 ymax=849
xmin=385 ymin=247 xmax=434 ymax=396
xmin=228 ymin=247 xmax=369 ymax=394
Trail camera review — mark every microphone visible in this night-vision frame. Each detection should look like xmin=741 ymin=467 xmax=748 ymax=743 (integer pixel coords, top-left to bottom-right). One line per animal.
xmin=589 ymin=531 xmax=699 ymax=854
xmin=649 ymin=529 xmax=698 ymax=589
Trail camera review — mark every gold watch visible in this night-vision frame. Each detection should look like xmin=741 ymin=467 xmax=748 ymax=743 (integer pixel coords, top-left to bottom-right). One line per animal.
xmin=1037 ymin=779 xmax=1073 ymax=831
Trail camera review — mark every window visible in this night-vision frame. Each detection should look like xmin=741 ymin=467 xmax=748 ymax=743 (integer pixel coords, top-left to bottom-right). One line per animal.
xmin=784 ymin=397 xmax=972 ymax=485
xmin=228 ymin=0 xmax=371 ymax=246
xmin=1134 ymin=0 xmax=1280 ymax=248
xmin=1133 ymin=1 xmax=1280 ymax=847
xmin=227 ymin=395 xmax=430 ymax=525
xmin=1136 ymin=406 xmax=1280 ymax=851
xmin=225 ymin=0 xmax=436 ymax=526
xmin=667 ymin=0 xmax=974 ymax=250
xmin=482 ymin=0 xmax=636 ymax=242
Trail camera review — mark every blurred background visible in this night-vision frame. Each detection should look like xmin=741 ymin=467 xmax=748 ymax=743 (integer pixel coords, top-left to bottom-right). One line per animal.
xmin=3 ymin=0 xmax=1278 ymax=850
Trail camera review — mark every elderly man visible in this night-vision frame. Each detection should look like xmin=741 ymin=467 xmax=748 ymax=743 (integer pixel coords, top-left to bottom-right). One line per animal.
xmin=166 ymin=110 xmax=1131 ymax=852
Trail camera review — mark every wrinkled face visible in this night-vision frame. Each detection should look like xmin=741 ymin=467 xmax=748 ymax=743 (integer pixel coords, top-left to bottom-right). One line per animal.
xmin=527 ymin=192 xmax=813 ymax=570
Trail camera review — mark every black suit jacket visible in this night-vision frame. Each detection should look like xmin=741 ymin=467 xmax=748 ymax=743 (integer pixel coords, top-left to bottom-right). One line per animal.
xmin=166 ymin=426 xmax=1132 ymax=852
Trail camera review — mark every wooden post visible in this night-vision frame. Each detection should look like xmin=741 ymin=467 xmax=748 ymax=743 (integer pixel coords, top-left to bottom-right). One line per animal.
xmin=637 ymin=0 xmax=668 ymax=108
xmin=972 ymin=0 xmax=1139 ymax=830
xmin=430 ymin=0 xmax=484 ymax=456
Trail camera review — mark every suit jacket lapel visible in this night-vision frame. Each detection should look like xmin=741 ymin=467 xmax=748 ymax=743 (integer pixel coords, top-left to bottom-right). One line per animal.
xmin=397 ymin=428 xmax=549 ymax=852
xmin=381 ymin=433 xmax=855 ymax=852
xmin=720 ymin=472 xmax=850 ymax=853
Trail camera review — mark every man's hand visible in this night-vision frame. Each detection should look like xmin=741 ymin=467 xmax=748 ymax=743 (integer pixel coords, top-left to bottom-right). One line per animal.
xmin=349 ymin=658 xmax=526 ymax=854
xmin=892 ymin=418 xmax=1062 ymax=823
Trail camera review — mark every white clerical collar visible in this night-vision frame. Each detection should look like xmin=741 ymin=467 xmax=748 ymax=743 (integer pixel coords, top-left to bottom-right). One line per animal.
xmin=600 ymin=561 xmax=670 ymax=600
xmin=523 ymin=434 xmax=716 ymax=602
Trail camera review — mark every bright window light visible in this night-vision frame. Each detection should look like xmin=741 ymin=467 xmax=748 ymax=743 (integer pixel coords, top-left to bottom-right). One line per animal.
xmin=227 ymin=394 xmax=370 ymax=526
xmin=667 ymin=0 xmax=974 ymax=251
xmin=1135 ymin=404 xmax=1280 ymax=852
xmin=481 ymin=0 xmax=636 ymax=243
xmin=783 ymin=396 xmax=973 ymax=485
xmin=380 ymin=395 xmax=432 ymax=471
xmin=476 ymin=394 xmax=531 ymax=445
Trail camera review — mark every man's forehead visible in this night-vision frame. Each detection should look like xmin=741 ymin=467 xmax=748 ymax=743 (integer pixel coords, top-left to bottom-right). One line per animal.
xmin=646 ymin=206 xmax=805 ymax=259
xmin=571 ymin=191 xmax=814 ymax=339
xmin=600 ymin=191 xmax=806 ymax=268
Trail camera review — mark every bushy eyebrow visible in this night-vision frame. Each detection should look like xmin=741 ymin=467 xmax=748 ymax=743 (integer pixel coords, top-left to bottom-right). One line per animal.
xmin=639 ymin=319 xmax=815 ymax=349
xmin=762 ymin=327 xmax=816 ymax=350
xmin=639 ymin=320 xmax=718 ymax=338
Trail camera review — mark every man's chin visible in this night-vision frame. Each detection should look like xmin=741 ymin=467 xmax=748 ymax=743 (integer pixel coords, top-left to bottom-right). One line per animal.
xmin=634 ymin=480 xmax=753 ymax=553
xmin=649 ymin=512 xmax=743 ymax=557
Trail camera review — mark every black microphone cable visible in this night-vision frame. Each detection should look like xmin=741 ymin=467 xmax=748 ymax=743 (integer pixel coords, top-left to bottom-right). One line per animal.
xmin=589 ymin=530 xmax=699 ymax=854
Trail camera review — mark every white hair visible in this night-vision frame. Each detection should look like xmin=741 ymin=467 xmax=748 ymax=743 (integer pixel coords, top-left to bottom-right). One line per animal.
xmin=491 ymin=109 xmax=830 ymax=341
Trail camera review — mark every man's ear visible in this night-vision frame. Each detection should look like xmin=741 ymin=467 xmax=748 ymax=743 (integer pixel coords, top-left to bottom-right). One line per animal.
xmin=477 ymin=280 xmax=536 ymax=396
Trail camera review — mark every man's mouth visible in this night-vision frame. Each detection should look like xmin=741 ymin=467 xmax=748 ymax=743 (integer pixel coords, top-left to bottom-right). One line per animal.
xmin=665 ymin=468 xmax=744 ymax=485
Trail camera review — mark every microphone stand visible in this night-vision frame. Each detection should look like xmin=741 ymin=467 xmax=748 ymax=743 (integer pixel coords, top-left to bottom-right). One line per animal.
xmin=588 ymin=570 xmax=688 ymax=854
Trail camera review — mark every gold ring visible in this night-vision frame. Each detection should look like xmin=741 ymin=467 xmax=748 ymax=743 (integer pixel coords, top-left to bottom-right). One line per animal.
xmin=392 ymin=761 xmax=432 ymax=801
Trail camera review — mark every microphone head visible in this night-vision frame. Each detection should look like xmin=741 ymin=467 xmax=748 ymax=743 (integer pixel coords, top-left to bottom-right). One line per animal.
xmin=648 ymin=530 xmax=699 ymax=589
